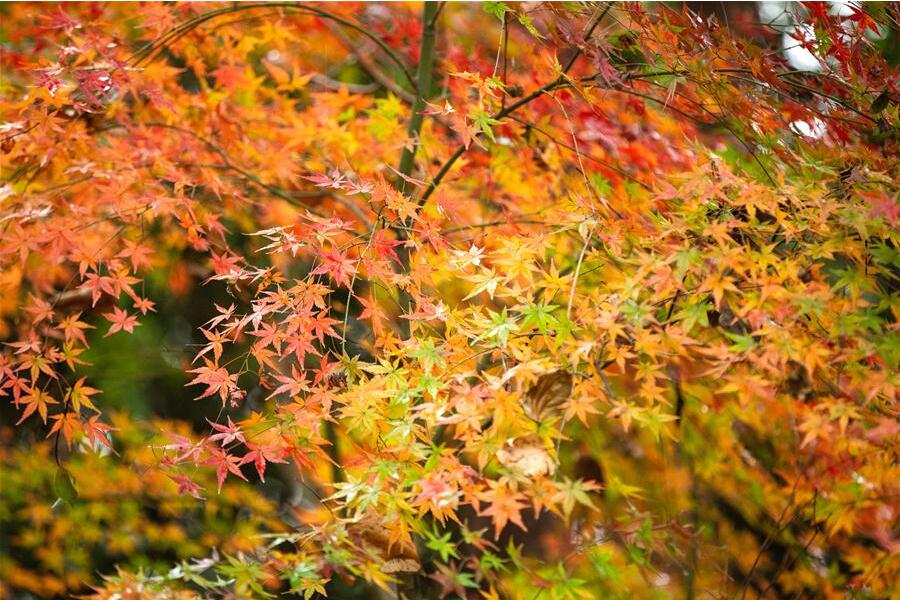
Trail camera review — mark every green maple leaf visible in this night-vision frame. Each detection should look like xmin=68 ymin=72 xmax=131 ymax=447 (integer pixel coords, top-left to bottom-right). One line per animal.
xmin=482 ymin=1 xmax=510 ymax=20
xmin=554 ymin=477 xmax=599 ymax=518
xmin=425 ymin=529 xmax=459 ymax=562
xmin=674 ymin=300 xmax=711 ymax=332
xmin=519 ymin=301 xmax=559 ymax=334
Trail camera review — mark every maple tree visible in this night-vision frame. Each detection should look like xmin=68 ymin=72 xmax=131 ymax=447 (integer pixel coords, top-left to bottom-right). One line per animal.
xmin=1 ymin=1 xmax=898 ymax=599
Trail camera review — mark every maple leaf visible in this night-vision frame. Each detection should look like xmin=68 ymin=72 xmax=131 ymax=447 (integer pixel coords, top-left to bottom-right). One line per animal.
xmin=207 ymin=417 xmax=246 ymax=446
xmin=369 ymin=229 xmax=403 ymax=263
xmin=420 ymin=99 xmax=455 ymax=116
xmin=210 ymin=251 xmax=242 ymax=275
xmin=345 ymin=178 xmax=375 ymax=196
xmin=23 ymin=352 xmax=57 ymax=382
xmin=60 ymin=342 xmax=88 ymax=370
xmin=81 ymin=272 xmax=115 ymax=307
xmin=66 ymin=376 xmax=100 ymax=412
xmin=75 ymin=68 xmax=116 ymax=106
xmin=477 ymin=481 xmax=527 ymax=535
xmin=865 ymin=191 xmax=899 ymax=227
xmin=846 ymin=4 xmax=880 ymax=34
xmin=552 ymin=477 xmax=601 ymax=519
xmin=564 ymin=386 xmax=601 ymax=425
xmin=140 ymin=86 xmax=174 ymax=111
xmin=270 ymin=364 xmax=309 ymax=398
xmin=187 ymin=360 xmax=240 ymax=404
xmin=380 ymin=183 xmax=420 ymax=222
xmin=82 ymin=415 xmax=116 ymax=451
xmin=303 ymin=168 xmax=348 ymax=189
xmin=310 ymin=311 xmax=341 ymax=343
xmin=702 ymin=272 xmax=739 ymax=309
xmin=285 ymin=331 xmax=322 ymax=364
xmin=463 ymin=269 xmax=503 ymax=301
xmin=24 ymin=294 xmax=54 ymax=323
xmin=210 ymin=64 xmax=246 ymax=91
xmin=133 ymin=296 xmax=156 ymax=315
xmin=16 ymin=388 xmax=57 ymax=425
xmin=162 ymin=432 xmax=202 ymax=463
xmin=195 ymin=327 xmax=228 ymax=364
xmin=357 ymin=295 xmax=387 ymax=335
xmin=311 ymin=249 xmax=356 ymax=287
xmin=401 ymin=296 xmax=448 ymax=323
xmin=47 ymin=412 xmax=80 ymax=448
xmin=168 ymin=472 xmax=204 ymax=499
xmin=116 ymin=240 xmax=153 ymax=272
xmin=1 ymin=3 xmax=897 ymax=595
xmin=108 ymin=269 xmax=141 ymax=300
xmin=5 ymin=336 xmax=41 ymax=355
xmin=58 ymin=312 xmax=93 ymax=345
xmin=451 ymin=245 xmax=485 ymax=269
xmin=103 ymin=306 xmax=140 ymax=337
xmin=249 ymin=321 xmax=281 ymax=353
xmin=206 ymin=303 xmax=237 ymax=329
xmin=205 ymin=448 xmax=248 ymax=492
xmin=239 ymin=444 xmax=287 ymax=482
xmin=37 ymin=6 xmax=81 ymax=32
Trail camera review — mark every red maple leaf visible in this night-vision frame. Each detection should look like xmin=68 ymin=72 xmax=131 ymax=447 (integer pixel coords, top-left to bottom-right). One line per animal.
xmin=303 ymin=168 xmax=347 ymax=189
xmin=240 ymin=444 xmax=287 ymax=482
xmin=169 ymin=472 xmax=204 ymax=499
xmin=866 ymin=192 xmax=899 ymax=227
xmin=82 ymin=415 xmax=116 ymax=451
xmin=210 ymin=64 xmax=246 ymax=91
xmin=205 ymin=448 xmax=248 ymax=492
xmin=103 ymin=306 xmax=140 ymax=337
xmin=207 ymin=417 xmax=246 ymax=446
xmin=312 ymin=249 xmax=356 ymax=287
xmin=187 ymin=360 xmax=239 ymax=404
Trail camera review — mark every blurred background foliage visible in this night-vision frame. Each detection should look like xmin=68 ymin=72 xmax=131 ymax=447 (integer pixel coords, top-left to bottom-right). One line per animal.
xmin=0 ymin=412 xmax=284 ymax=598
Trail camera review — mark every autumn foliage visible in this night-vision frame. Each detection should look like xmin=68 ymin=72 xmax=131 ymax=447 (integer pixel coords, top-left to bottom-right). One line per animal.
xmin=1 ymin=1 xmax=898 ymax=598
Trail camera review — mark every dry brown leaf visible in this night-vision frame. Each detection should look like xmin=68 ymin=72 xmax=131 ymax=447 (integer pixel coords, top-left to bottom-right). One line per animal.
xmin=497 ymin=433 xmax=557 ymax=478
xmin=347 ymin=512 xmax=421 ymax=574
xmin=524 ymin=369 xmax=573 ymax=421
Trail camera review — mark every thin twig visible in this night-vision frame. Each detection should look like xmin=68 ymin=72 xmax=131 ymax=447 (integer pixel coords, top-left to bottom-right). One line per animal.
xmin=132 ymin=3 xmax=415 ymax=89
xmin=419 ymin=4 xmax=612 ymax=204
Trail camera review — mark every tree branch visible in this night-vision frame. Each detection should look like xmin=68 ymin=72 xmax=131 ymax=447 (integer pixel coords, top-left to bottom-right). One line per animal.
xmin=419 ymin=4 xmax=612 ymax=203
xmin=323 ymin=20 xmax=417 ymax=104
xmin=132 ymin=3 xmax=416 ymax=90
xmin=396 ymin=1 xmax=440 ymax=195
